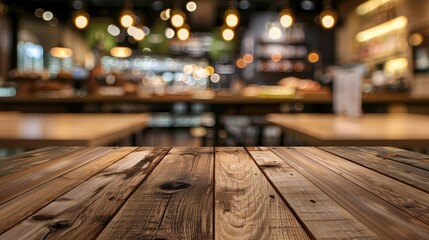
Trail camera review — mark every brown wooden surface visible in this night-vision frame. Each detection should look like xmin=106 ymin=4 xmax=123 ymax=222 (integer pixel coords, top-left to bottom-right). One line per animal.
xmin=0 ymin=113 xmax=149 ymax=148
xmin=0 ymin=147 xmax=428 ymax=239
xmin=267 ymin=113 xmax=429 ymax=148
xmin=1 ymin=91 xmax=428 ymax=104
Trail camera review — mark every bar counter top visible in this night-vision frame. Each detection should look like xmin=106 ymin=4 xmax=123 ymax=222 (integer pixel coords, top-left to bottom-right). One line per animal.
xmin=0 ymin=90 xmax=428 ymax=104
xmin=1 ymin=147 xmax=428 ymax=239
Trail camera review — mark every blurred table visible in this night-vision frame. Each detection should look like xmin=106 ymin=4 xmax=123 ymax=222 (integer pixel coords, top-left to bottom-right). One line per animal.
xmin=0 ymin=112 xmax=149 ymax=148
xmin=267 ymin=113 xmax=429 ymax=148
xmin=0 ymin=146 xmax=428 ymax=239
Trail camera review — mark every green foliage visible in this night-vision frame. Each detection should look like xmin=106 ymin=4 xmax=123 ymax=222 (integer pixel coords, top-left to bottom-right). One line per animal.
xmin=85 ymin=20 xmax=116 ymax=51
xmin=138 ymin=20 xmax=169 ymax=55
xmin=209 ymin=27 xmax=235 ymax=61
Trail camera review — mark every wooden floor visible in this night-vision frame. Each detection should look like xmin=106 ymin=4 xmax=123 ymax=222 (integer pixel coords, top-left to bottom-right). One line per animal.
xmin=0 ymin=146 xmax=428 ymax=239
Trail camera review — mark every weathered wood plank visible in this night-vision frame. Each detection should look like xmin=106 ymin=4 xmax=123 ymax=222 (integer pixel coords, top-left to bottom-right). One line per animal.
xmin=320 ymin=146 xmax=429 ymax=193
xmin=0 ymin=147 xmax=57 ymax=162
xmin=0 ymin=147 xmax=82 ymax=177
xmin=356 ymin=147 xmax=429 ymax=171
xmin=0 ymin=147 xmax=114 ymax=206
xmin=97 ymin=147 xmax=213 ymax=240
xmin=215 ymin=147 xmax=310 ymax=240
xmin=271 ymin=147 xmax=429 ymax=240
xmin=247 ymin=147 xmax=381 ymax=239
xmin=298 ymin=147 xmax=429 ymax=225
xmin=0 ymin=147 xmax=170 ymax=239
xmin=0 ymin=147 xmax=138 ymax=234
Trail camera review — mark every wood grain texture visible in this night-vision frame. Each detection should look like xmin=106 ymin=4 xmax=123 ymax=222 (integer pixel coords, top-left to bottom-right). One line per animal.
xmin=246 ymin=147 xmax=381 ymax=239
xmin=0 ymin=147 xmax=113 ymax=205
xmin=0 ymin=147 xmax=169 ymax=240
xmin=1 ymin=147 xmax=428 ymax=239
xmin=297 ymin=147 xmax=429 ymax=225
xmin=271 ymin=147 xmax=429 ymax=240
xmin=356 ymin=146 xmax=429 ymax=171
xmin=320 ymin=146 xmax=429 ymax=193
xmin=0 ymin=147 xmax=82 ymax=177
xmin=215 ymin=147 xmax=310 ymax=240
xmin=0 ymin=147 xmax=137 ymax=234
xmin=97 ymin=147 xmax=214 ymax=240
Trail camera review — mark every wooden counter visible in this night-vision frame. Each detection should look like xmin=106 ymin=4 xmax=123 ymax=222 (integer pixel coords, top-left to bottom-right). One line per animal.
xmin=1 ymin=91 xmax=427 ymax=104
xmin=267 ymin=113 xmax=429 ymax=148
xmin=0 ymin=113 xmax=149 ymax=148
xmin=0 ymin=147 xmax=428 ymax=239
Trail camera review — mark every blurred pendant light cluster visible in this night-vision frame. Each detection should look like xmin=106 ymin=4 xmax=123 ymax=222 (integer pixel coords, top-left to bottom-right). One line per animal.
xmin=171 ymin=9 xmax=190 ymax=41
xmin=110 ymin=1 xmax=147 ymax=58
xmin=279 ymin=0 xmax=294 ymax=28
xmin=160 ymin=1 xmax=196 ymax=41
xmin=222 ymin=2 xmax=240 ymax=41
xmin=319 ymin=0 xmax=337 ymax=29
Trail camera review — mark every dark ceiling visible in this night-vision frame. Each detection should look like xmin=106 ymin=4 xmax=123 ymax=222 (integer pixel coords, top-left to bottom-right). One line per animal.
xmin=3 ymin=0 xmax=343 ymax=31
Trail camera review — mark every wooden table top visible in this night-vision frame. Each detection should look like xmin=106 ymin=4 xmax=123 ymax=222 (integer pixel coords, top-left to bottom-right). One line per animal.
xmin=0 ymin=146 xmax=428 ymax=239
xmin=267 ymin=113 xmax=429 ymax=147
xmin=0 ymin=112 xmax=149 ymax=147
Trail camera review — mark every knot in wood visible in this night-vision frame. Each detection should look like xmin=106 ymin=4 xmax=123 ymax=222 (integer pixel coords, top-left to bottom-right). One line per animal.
xmin=158 ymin=181 xmax=191 ymax=192
xmin=49 ymin=221 xmax=71 ymax=230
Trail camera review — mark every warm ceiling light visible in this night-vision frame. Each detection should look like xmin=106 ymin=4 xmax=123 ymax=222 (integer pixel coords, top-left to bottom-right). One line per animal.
xmin=243 ymin=54 xmax=253 ymax=63
xmin=171 ymin=10 xmax=185 ymax=28
xmin=177 ymin=26 xmax=190 ymax=41
xmin=279 ymin=9 xmax=294 ymax=28
xmin=271 ymin=53 xmax=282 ymax=62
xmin=222 ymin=28 xmax=235 ymax=41
xmin=356 ymin=16 xmax=407 ymax=42
xmin=236 ymin=58 xmax=246 ymax=68
xmin=205 ymin=66 xmax=215 ymax=75
xmin=409 ymin=33 xmax=424 ymax=46
xmin=165 ymin=27 xmax=175 ymax=39
xmin=160 ymin=8 xmax=171 ymax=20
xmin=120 ymin=11 xmax=134 ymax=28
xmin=110 ymin=46 xmax=132 ymax=58
xmin=127 ymin=26 xmax=138 ymax=36
xmin=320 ymin=9 xmax=337 ymax=29
xmin=186 ymin=1 xmax=197 ymax=12
xmin=74 ymin=11 xmax=89 ymax=29
xmin=308 ymin=52 xmax=320 ymax=63
xmin=384 ymin=58 xmax=408 ymax=76
xmin=268 ymin=25 xmax=282 ymax=40
xmin=210 ymin=73 xmax=220 ymax=83
xmin=183 ymin=64 xmax=194 ymax=75
xmin=74 ymin=15 xmax=88 ymax=29
xmin=50 ymin=46 xmax=73 ymax=58
xmin=42 ymin=11 xmax=53 ymax=21
xmin=356 ymin=0 xmax=391 ymax=15
xmin=225 ymin=9 xmax=239 ymax=28
xmin=107 ymin=24 xmax=120 ymax=36
xmin=131 ymin=27 xmax=145 ymax=41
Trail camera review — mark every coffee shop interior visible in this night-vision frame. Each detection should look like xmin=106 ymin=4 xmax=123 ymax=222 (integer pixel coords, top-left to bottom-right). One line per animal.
xmin=1 ymin=0 xmax=429 ymax=153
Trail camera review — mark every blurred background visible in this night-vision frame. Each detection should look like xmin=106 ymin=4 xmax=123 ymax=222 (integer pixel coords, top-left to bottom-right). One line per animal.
xmin=1 ymin=0 xmax=429 ymax=148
